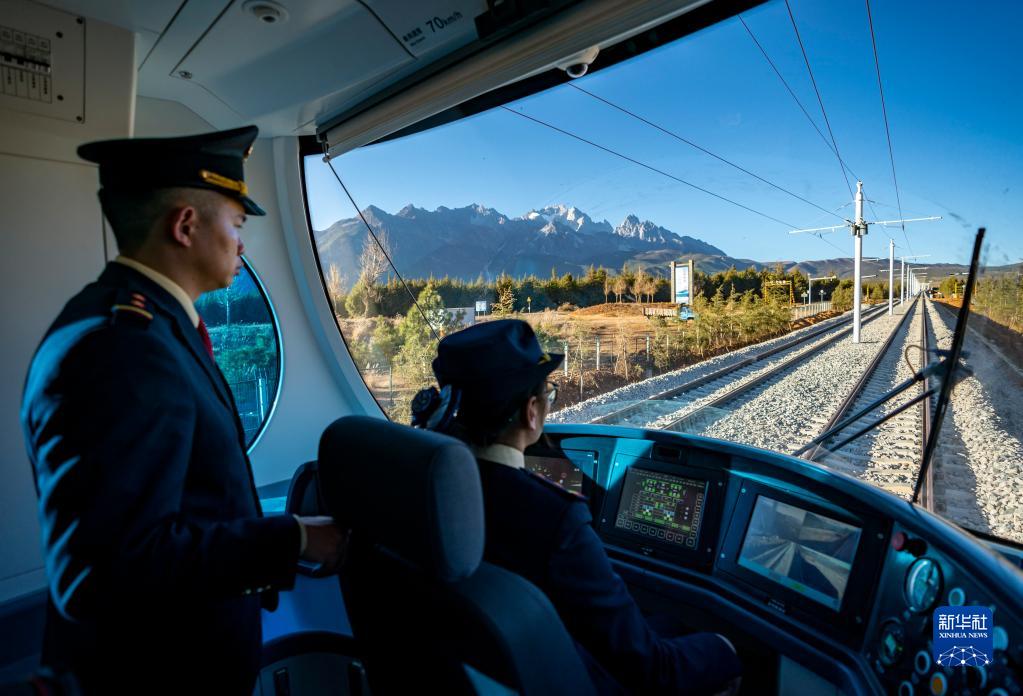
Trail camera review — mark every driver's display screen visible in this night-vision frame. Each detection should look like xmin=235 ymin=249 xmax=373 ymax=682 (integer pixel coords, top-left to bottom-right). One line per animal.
xmin=737 ymin=496 xmax=861 ymax=610
xmin=614 ymin=468 xmax=706 ymax=548
xmin=524 ymin=451 xmax=593 ymax=495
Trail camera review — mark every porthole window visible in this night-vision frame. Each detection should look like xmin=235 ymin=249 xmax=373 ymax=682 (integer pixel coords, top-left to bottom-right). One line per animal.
xmin=196 ymin=257 xmax=283 ymax=450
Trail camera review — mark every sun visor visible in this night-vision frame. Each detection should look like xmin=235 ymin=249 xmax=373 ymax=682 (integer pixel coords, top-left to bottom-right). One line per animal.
xmin=319 ymin=0 xmax=710 ymax=160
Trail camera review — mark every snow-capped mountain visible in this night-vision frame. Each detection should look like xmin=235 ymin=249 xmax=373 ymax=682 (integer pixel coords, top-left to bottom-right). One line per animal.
xmin=315 ymin=202 xmax=734 ymax=288
xmin=524 ymin=204 xmax=613 ymax=236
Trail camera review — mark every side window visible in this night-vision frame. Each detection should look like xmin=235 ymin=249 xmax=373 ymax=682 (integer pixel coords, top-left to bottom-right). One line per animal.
xmin=196 ymin=258 xmax=283 ymax=449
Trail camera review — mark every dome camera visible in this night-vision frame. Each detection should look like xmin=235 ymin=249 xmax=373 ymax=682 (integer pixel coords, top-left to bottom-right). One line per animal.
xmin=557 ymin=46 xmax=600 ymax=80
xmin=565 ymin=63 xmax=589 ymax=79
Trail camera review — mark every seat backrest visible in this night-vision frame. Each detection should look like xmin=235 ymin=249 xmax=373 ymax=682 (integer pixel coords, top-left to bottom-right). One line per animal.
xmin=317 ymin=416 xmax=595 ymax=696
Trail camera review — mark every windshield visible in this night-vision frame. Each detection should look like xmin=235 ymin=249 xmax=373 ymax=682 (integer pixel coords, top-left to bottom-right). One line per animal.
xmin=302 ymin=0 xmax=1023 ymax=545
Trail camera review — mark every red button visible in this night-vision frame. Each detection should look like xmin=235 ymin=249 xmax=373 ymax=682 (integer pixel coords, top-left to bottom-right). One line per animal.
xmin=892 ymin=531 xmax=908 ymax=551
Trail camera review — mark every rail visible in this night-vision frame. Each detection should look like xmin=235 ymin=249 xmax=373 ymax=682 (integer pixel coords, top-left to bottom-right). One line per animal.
xmin=658 ymin=306 xmax=888 ymax=433
xmin=803 ymin=296 xmax=918 ymax=462
xmin=918 ymin=297 xmax=934 ymax=510
xmin=592 ymin=304 xmax=886 ymax=426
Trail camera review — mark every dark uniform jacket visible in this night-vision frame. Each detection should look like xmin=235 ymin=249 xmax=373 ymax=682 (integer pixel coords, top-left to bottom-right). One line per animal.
xmin=476 ymin=457 xmax=742 ymax=695
xmin=21 ymin=262 xmax=300 ymax=694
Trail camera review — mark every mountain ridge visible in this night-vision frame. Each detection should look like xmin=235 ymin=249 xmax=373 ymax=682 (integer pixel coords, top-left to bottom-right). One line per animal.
xmin=314 ymin=202 xmax=968 ymax=288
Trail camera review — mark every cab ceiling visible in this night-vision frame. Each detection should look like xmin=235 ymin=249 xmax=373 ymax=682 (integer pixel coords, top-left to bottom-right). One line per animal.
xmin=41 ymin=0 xmax=732 ymax=139
xmin=42 ymin=0 xmax=487 ymax=135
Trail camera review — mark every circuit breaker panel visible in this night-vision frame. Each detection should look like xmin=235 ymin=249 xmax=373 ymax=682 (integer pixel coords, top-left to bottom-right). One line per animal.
xmin=0 ymin=0 xmax=85 ymax=123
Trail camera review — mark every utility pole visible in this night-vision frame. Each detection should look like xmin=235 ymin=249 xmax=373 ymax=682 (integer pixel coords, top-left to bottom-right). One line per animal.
xmin=888 ymin=239 xmax=895 ymax=315
xmin=917 ymin=274 xmax=929 ymax=296
xmin=852 ymin=183 xmax=865 ymax=341
xmin=900 ymin=255 xmax=929 ymax=304
xmin=789 ymin=182 xmax=939 ymax=343
xmin=901 ymin=258 xmax=905 ymax=304
xmin=911 ymin=268 xmax=930 ymax=297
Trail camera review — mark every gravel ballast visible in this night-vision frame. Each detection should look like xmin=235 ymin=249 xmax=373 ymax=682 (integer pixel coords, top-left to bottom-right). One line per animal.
xmin=927 ymin=301 xmax=1023 ymax=544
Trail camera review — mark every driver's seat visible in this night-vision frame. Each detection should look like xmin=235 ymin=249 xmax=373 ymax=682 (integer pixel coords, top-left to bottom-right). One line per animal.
xmin=317 ymin=415 xmax=596 ymax=695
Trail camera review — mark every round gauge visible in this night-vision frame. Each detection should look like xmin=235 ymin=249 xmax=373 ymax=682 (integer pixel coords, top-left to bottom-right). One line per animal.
xmin=905 ymin=558 xmax=943 ymax=612
xmin=879 ymin=620 xmax=906 ymax=666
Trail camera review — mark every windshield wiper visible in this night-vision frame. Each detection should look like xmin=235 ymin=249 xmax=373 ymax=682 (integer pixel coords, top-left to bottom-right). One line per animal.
xmin=913 ymin=228 xmax=984 ymax=503
xmin=791 ymin=352 xmax=965 ymax=457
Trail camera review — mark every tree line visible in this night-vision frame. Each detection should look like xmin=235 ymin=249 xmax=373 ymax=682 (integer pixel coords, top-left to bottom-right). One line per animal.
xmin=327 ymin=255 xmax=903 ymax=318
xmin=939 ymin=273 xmax=1023 ymax=333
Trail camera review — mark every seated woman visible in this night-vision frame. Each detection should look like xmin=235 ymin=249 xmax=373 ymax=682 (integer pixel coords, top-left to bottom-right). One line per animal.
xmin=413 ymin=319 xmax=742 ymax=695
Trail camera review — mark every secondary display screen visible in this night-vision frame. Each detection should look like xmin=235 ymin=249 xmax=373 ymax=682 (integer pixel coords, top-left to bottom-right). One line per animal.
xmin=737 ymin=496 xmax=862 ymax=610
xmin=614 ymin=468 xmax=706 ymax=548
xmin=525 ymin=451 xmax=594 ymax=496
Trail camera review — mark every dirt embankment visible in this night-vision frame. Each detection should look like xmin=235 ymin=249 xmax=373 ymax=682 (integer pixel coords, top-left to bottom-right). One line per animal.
xmin=542 ymin=304 xmax=840 ymax=411
xmin=933 ymin=299 xmax=1023 ymax=368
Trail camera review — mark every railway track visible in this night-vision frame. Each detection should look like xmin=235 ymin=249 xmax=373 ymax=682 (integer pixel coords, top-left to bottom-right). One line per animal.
xmin=591 ymin=304 xmax=887 ymax=429
xmin=629 ymin=296 xmax=930 ymax=500
xmin=803 ymin=297 xmax=930 ymax=498
xmin=656 ymin=304 xmax=893 ymax=435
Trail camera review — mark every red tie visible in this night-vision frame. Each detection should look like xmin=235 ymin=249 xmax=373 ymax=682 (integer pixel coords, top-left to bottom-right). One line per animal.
xmin=197 ymin=318 xmax=215 ymax=361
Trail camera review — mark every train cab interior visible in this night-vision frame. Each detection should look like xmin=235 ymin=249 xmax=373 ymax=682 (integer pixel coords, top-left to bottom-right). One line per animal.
xmin=1 ymin=0 xmax=1021 ymax=694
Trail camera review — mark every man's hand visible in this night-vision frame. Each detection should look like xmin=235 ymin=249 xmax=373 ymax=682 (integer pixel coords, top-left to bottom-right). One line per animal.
xmin=296 ymin=516 xmax=349 ymax=573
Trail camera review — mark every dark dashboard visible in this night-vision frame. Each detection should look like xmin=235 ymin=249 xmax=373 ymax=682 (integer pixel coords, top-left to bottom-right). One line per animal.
xmin=528 ymin=425 xmax=1023 ymax=696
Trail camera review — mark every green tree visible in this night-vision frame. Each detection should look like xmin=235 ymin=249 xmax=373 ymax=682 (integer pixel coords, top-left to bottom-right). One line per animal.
xmin=345 ymin=276 xmax=375 ymax=317
xmin=390 ymin=284 xmax=449 ymax=422
xmin=373 ymin=319 xmax=402 ymax=366
xmin=831 ymin=280 xmax=855 ymax=312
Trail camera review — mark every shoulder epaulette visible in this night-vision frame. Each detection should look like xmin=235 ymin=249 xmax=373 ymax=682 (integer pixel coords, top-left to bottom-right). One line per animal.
xmin=524 ymin=469 xmax=588 ymax=502
xmin=110 ymin=290 xmax=154 ymax=326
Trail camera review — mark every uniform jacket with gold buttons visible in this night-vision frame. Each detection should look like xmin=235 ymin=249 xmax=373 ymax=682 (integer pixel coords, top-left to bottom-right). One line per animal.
xmin=21 ymin=262 xmax=300 ymax=694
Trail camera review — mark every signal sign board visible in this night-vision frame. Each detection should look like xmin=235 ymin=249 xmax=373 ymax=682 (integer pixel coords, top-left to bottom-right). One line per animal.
xmin=671 ymin=259 xmax=695 ymax=305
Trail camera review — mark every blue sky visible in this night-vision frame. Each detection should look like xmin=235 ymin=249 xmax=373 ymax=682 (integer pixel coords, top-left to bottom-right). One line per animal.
xmin=304 ymin=0 xmax=1022 ymax=268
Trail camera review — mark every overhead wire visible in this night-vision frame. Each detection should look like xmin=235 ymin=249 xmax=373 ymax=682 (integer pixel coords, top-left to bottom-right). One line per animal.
xmin=565 ymin=82 xmax=847 ymax=221
xmin=809 ymin=232 xmax=851 ymax=257
xmin=739 ymin=14 xmax=881 ymax=223
xmin=865 ymin=0 xmax=913 ymax=255
xmin=501 ymin=105 xmax=800 ymax=228
xmin=322 ymin=145 xmax=441 ymax=342
xmin=738 ymin=15 xmax=852 ymax=178
xmin=322 ymin=13 xmax=898 ymax=292
xmin=783 ymin=0 xmax=855 ymax=201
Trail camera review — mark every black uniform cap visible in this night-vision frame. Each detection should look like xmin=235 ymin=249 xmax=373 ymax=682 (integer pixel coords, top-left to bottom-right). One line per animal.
xmin=433 ymin=319 xmax=563 ymax=429
xmin=77 ymin=125 xmax=266 ymax=216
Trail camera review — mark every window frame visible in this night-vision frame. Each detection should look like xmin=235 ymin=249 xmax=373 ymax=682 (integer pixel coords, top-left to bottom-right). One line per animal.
xmin=232 ymin=255 xmax=286 ymax=454
xmin=290 ymin=0 xmax=765 ymax=422
xmin=294 ymin=137 xmax=388 ymax=419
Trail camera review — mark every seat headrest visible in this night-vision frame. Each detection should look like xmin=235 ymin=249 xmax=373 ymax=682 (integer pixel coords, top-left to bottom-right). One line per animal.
xmin=318 ymin=416 xmax=484 ymax=582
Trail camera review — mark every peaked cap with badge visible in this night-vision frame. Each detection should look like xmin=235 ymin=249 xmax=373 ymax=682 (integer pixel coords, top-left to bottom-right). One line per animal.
xmin=21 ymin=126 xmax=300 ymax=692
xmin=430 ymin=319 xmax=563 ymax=436
xmin=433 ymin=319 xmax=563 ymax=420
xmin=77 ymin=125 xmax=266 ymax=216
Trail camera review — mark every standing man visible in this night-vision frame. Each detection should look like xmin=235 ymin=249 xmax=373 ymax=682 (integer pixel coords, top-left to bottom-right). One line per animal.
xmin=21 ymin=126 xmax=345 ymax=693
xmin=415 ymin=319 xmax=742 ymax=695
